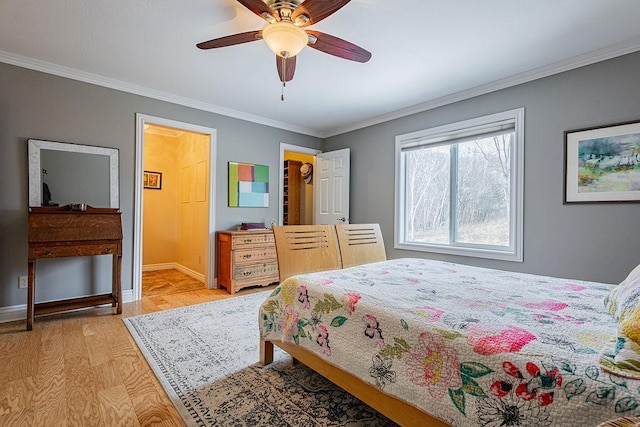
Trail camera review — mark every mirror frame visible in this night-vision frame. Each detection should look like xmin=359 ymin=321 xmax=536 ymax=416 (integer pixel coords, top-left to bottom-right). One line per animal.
xmin=28 ymin=139 xmax=119 ymax=208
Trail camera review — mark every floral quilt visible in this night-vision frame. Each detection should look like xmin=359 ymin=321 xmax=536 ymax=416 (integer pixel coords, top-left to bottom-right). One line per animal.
xmin=258 ymin=258 xmax=640 ymax=426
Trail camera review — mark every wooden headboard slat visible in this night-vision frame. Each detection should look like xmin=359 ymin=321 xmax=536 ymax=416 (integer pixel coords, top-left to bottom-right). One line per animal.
xmin=336 ymin=223 xmax=386 ymax=268
xmin=273 ymin=225 xmax=342 ymax=281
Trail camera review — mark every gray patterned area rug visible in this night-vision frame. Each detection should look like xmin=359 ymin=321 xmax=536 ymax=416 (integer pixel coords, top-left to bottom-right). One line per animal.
xmin=124 ymin=292 xmax=396 ymax=426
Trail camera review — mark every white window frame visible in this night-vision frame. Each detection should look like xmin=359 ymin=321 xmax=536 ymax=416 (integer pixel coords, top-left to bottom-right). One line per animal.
xmin=394 ymin=108 xmax=524 ymax=262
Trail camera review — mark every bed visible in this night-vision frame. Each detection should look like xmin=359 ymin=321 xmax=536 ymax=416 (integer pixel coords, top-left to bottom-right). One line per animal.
xmin=260 ymin=225 xmax=640 ymax=426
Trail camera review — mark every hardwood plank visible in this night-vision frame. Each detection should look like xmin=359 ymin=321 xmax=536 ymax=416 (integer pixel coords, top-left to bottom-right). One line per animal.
xmin=116 ymin=344 xmax=183 ymax=426
xmin=103 ymin=316 xmax=138 ymax=359
xmin=92 ymin=361 xmax=123 ymax=391
xmin=85 ymin=325 xmax=114 ymax=367
xmin=97 ymin=384 xmax=140 ymax=427
xmin=32 ymin=372 xmax=67 ymax=426
xmin=0 ymin=408 xmax=35 ymax=426
xmin=33 ymin=320 xmax=67 ymax=425
xmin=63 ymin=316 xmax=101 ymax=426
xmin=0 ymin=377 xmax=35 ymax=416
xmin=64 ymin=365 xmax=101 ymax=426
xmin=62 ymin=316 xmax=92 ymax=368
xmin=0 ymin=328 xmax=41 ymax=382
xmin=148 ymin=296 xmax=172 ymax=311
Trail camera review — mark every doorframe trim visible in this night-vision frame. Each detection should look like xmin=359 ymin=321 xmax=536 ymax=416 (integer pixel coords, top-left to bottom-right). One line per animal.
xmin=278 ymin=143 xmax=322 ymax=225
xmin=133 ymin=114 xmax=217 ymax=301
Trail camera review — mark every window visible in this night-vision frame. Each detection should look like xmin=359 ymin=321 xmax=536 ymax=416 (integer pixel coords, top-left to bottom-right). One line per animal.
xmin=394 ymin=108 xmax=524 ymax=261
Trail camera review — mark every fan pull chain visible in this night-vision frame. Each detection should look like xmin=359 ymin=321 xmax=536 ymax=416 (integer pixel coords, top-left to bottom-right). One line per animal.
xmin=280 ymin=55 xmax=286 ymax=101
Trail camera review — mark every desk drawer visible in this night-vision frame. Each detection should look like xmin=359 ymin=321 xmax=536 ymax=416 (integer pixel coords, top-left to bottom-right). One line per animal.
xmin=31 ymin=243 xmax=119 ymax=259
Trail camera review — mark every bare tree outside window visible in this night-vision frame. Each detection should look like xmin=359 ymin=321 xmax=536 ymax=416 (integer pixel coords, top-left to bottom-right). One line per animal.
xmin=404 ymin=132 xmax=513 ymax=247
xmin=457 ymin=134 xmax=511 ymax=246
xmin=405 ymin=145 xmax=449 ymax=242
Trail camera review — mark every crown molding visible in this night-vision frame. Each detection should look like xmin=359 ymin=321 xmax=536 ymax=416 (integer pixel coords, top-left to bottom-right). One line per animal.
xmin=320 ymin=37 xmax=640 ymax=138
xmin=0 ymin=50 xmax=321 ymax=138
xmin=2 ymin=35 xmax=640 ymax=141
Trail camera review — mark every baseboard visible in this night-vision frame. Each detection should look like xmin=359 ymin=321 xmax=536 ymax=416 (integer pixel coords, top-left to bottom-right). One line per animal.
xmin=0 ymin=304 xmax=28 ymax=324
xmin=142 ymin=262 xmax=175 ymax=272
xmin=122 ymin=289 xmax=134 ymax=303
xmin=0 ymin=289 xmax=134 ymax=324
xmin=143 ymin=262 xmax=205 ymax=283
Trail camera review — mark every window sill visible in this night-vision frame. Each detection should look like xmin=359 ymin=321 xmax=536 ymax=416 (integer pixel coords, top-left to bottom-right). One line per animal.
xmin=394 ymin=242 xmax=523 ymax=262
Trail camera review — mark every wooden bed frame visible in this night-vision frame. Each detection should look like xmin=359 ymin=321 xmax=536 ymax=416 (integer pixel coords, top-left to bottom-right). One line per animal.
xmin=335 ymin=223 xmax=387 ymax=268
xmin=264 ymin=224 xmax=450 ymax=427
xmin=272 ymin=224 xmax=341 ymax=282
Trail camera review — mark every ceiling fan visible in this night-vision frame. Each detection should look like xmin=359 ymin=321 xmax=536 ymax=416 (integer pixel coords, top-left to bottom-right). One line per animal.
xmin=197 ymin=0 xmax=371 ymax=99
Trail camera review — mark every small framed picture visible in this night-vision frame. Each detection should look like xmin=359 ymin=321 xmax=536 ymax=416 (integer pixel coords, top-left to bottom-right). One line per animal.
xmin=564 ymin=120 xmax=640 ymax=203
xmin=143 ymin=171 xmax=162 ymax=190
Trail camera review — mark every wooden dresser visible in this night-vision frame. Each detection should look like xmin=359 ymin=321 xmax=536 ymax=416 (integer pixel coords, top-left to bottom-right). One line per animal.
xmin=216 ymin=230 xmax=279 ymax=294
xmin=27 ymin=205 xmax=123 ymax=330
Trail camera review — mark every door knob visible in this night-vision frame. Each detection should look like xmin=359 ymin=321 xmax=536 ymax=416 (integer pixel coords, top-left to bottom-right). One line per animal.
xmin=337 ymin=217 xmax=347 ymax=223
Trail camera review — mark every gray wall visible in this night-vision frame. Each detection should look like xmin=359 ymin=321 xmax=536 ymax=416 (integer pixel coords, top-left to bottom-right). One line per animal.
xmin=324 ymin=51 xmax=640 ymax=285
xmin=2 ymin=50 xmax=640 ymax=310
xmin=0 ymin=62 xmax=321 ymax=308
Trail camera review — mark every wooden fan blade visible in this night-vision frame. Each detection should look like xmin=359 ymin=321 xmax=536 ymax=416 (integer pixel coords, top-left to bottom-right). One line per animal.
xmin=276 ymin=55 xmax=296 ymax=82
xmin=237 ymin=0 xmax=278 ymax=22
xmin=196 ymin=31 xmax=261 ymax=49
xmin=291 ymin=0 xmax=350 ymax=27
xmin=306 ymin=31 xmax=371 ymax=63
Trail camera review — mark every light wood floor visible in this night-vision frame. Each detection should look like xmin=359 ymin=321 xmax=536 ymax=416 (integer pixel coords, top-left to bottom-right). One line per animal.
xmin=0 ymin=284 xmax=277 ymax=426
xmin=141 ymin=269 xmax=206 ymax=298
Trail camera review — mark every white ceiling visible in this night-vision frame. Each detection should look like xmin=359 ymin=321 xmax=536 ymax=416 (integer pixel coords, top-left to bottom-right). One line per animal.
xmin=1 ymin=0 xmax=640 ymax=138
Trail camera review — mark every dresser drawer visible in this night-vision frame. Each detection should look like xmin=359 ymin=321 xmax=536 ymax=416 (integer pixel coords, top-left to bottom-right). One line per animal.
xmin=234 ymin=261 xmax=279 ymax=280
xmin=233 ymin=247 xmax=277 ymax=263
xmin=232 ymin=233 xmax=275 ymax=248
xmin=30 ymin=243 xmax=119 ymax=259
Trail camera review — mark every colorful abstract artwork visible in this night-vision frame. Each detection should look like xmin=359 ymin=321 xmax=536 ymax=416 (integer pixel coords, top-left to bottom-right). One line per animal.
xmin=228 ymin=162 xmax=269 ymax=207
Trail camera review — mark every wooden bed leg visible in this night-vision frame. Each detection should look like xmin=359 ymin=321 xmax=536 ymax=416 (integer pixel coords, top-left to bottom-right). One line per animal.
xmin=260 ymin=339 xmax=274 ymax=365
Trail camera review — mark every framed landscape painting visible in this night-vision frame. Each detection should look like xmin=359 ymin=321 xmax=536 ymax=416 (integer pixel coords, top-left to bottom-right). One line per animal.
xmin=564 ymin=120 xmax=640 ymax=203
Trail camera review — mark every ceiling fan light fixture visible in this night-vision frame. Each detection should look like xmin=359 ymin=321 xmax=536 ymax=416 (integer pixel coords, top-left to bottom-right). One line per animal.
xmin=261 ymin=12 xmax=277 ymax=24
xmin=262 ymin=21 xmax=308 ymax=57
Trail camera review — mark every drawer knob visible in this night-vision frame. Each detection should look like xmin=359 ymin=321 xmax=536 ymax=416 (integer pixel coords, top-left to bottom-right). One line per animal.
xmin=104 ymin=247 xmax=112 ymax=253
xmin=44 ymin=251 xmax=52 ymax=256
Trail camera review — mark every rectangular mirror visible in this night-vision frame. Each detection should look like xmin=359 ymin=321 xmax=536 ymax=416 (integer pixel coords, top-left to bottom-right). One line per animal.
xmin=28 ymin=139 xmax=119 ymax=208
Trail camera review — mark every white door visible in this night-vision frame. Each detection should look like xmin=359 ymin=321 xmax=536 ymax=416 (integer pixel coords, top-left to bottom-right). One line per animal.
xmin=314 ymin=148 xmax=350 ymax=224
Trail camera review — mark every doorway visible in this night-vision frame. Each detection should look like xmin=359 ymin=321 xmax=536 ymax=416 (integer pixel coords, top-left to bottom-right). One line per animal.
xmin=133 ymin=114 xmax=217 ymax=301
xmin=279 ymin=143 xmax=321 ymax=225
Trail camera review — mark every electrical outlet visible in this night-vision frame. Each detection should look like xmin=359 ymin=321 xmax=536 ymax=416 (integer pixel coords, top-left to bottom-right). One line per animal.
xmin=18 ymin=276 xmax=28 ymax=289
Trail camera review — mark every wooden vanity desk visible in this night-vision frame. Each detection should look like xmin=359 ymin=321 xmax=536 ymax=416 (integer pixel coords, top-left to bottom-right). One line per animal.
xmin=27 ymin=205 xmax=123 ymax=330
